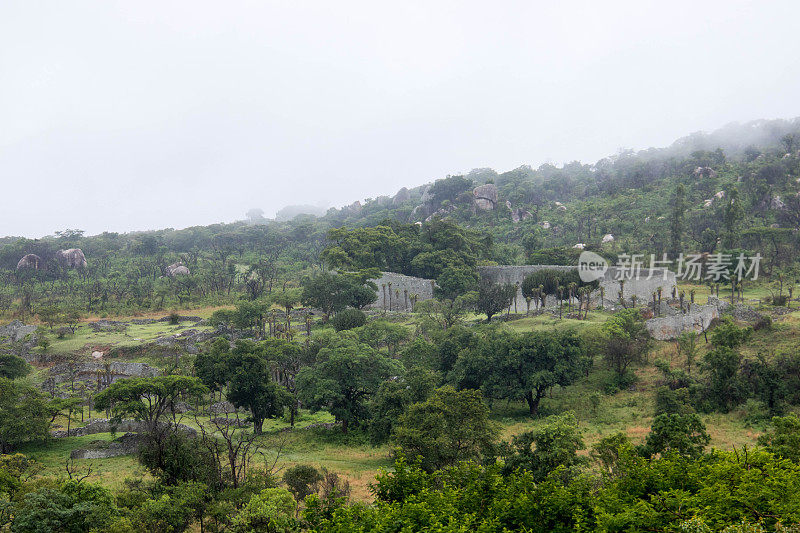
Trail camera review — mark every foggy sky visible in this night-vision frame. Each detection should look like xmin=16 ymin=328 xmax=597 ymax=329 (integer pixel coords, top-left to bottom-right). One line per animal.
xmin=2 ymin=1 xmax=800 ymax=238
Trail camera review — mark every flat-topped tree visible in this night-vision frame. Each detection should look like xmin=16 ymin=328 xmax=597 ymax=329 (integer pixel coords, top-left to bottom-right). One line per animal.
xmin=94 ymin=375 xmax=207 ymax=432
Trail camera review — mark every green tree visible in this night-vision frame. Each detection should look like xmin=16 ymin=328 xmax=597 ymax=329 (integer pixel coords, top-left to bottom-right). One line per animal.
xmin=227 ymin=348 xmax=291 ymax=434
xmin=331 ymin=308 xmax=366 ymax=331
xmin=476 ymin=279 xmax=516 ymax=322
xmin=368 ymin=367 xmax=437 ymax=444
xmin=676 ymin=331 xmax=699 ymax=374
xmin=392 ymin=386 xmax=499 ymax=472
xmin=230 ymin=488 xmax=297 ymax=533
xmin=670 ymin=184 xmax=686 ymax=256
xmin=296 ymin=339 xmax=401 ymax=432
xmin=301 ymin=272 xmax=376 ymax=319
xmin=721 ymin=186 xmax=744 ymax=249
xmin=283 ymin=465 xmax=322 ymax=502
xmin=428 ymin=175 xmax=473 ymax=205
xmin=94 ymin=376 xmax=207 ymax=431
xmin=0 ymin=353 xmax=31 ymax=380
xmin=499 ymin=412 xmax=585 ymax=480
xmin=601 ymin=309 xmax=651 ymax=380
xmin=11 ymin=481 xmax=118 ymax=533
xmin=758 ymin=414 xmax=800 ymax=462
xmin=458 ymin=330 xmax=587 ymax=415
xmin=641 ymin=412 xmax=710 ymax=458
xmin=710 ymin=317 xmax=752 ymax=349
xmin=0 ymin=378 xmax=50 ymax=453
xmin=702 ymin=346 xmax=744 ymax=412
xmin=414 ymin=292 xmax=476 ymax=332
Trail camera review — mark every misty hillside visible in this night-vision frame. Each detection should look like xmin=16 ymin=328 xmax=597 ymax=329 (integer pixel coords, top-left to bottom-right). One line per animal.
xmin=298 ymin=117 xmax=800 ymax=262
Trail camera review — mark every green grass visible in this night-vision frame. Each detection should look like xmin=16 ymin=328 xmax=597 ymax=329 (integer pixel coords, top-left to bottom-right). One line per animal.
xmin=38 ymin=319 xmax=212 ymax=356
xmin=16 ymin=433 xmax=149 ymax=490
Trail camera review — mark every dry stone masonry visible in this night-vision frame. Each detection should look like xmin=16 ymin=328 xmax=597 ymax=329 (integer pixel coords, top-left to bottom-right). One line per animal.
xmin=477 ymin=265 xmax=677 ymax=312
xmin=369 ymin=272 xmax=436 ymax=311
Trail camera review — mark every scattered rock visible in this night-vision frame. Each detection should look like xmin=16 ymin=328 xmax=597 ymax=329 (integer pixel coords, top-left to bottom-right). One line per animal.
xmin=212 ymin=417 xmax=250 ymax=428
xmin=693 ymin=166 xmax=717 ymax=179
xmin=70 ymin=433 xmax=145 ymax=459
xmin=209 ymin=401 xmax=238 ymax=415
xmin=89 ymin=320 xmax=127 ymax=332
xmin=771 ymin=195 xmax=786 ymax=210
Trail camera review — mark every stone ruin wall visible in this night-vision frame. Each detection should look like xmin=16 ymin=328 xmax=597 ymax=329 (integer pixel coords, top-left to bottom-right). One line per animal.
xmin=477 ymin=265 xmax=677 ymax=312
xmin=48 ymin=361 xmax=161 ymax=385
xmin=645 ymin=302 xmax=722 ymax=340
xmin=368 ymin=272 xmax=436 ymax=311
xmin=368 ymin=266 xmax=677 ymax=314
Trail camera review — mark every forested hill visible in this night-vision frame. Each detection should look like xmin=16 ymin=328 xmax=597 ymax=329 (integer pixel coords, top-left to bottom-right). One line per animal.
xmin=2 ymin=117 xmax=800 ymax=315
xmin=316 ymin=117 xmax=800 ymax=263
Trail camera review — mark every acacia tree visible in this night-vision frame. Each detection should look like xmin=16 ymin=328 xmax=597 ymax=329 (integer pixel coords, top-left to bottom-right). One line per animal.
xmin=94 ymin=376 xmax=208 ymax=483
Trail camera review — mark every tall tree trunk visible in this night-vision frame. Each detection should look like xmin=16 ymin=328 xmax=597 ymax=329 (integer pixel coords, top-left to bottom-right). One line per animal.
xmin=525 ymin=390 xmax=542 ymax=416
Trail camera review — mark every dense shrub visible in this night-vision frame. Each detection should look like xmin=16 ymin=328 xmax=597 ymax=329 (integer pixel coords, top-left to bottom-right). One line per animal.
xmin=331 ymin=308 xmax=367 ymax=331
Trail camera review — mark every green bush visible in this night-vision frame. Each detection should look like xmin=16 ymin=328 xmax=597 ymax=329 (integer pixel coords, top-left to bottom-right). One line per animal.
xmin=282 ymin=464 xmax=322 ymax=502
xmin=331 ymin=308 xmax=367 ymax=331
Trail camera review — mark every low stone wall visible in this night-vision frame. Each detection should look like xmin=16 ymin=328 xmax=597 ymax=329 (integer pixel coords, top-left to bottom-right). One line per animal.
xmin=70 ymin=433 xmax=144 ymax=459
xmin=52 ymin=418 xmax=196 ymax=438
xmin=368 ymin=272 xmax=436 ymax=311
xmin=48 ymin=361 xmax=161 ymax=385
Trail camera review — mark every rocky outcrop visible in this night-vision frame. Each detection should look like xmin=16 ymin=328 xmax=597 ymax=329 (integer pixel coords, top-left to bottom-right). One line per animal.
xmin=410 ymin=203 xmax=435 ymax=221
xmin=165 ymin=262 xmax=190 ymax=277
xmin=646 ymin=303 xmax=722 ymax=340
xmin=425 ymin=204 xmax=457 ymax=222
xmin=420 ymin=186 xmax=433 ymax=204
xmin=89 ymin=320 xmax=128 ymax=332
xmin=393 ymin=187 xmax=411 ymax=205
xmin=693 ymin=166 xmax=717 ymax=179
xmin=16 ymin=254 xmax=43 ymax=270
xmin=473 ymin=184 xmax=498 ymax=211
xmin=771 ymin=195 xmax=786 ymax=210
xmin=0 ymin=320 xmax=37 ymax=342
xmin=345 ymin=201 xmax=362 ymax=215
xmin=56 ymin=249 xmax=87 ymax=269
